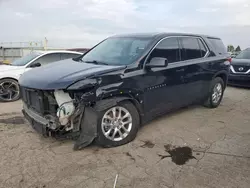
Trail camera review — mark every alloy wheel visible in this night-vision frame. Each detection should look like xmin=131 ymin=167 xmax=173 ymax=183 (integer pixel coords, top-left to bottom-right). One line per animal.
xmin=0 ymin=80 xmax=20 ymax=101
xmin=101 ymin=106 xmax=133 ymax=142
xmin=212 ymin=83 xmax=222 ymax=104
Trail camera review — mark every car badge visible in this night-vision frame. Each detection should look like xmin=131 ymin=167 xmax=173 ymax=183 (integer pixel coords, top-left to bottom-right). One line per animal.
xmin=238 ymin=67 xmax=244 ymax=71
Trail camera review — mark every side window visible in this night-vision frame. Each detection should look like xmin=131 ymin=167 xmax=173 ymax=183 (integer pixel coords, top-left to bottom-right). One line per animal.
xmin=149 ymin=37 xmax=180 ymax=63
xmin=181 ymin=37 xmax=202 ymax=60
xmin=60 ymin=53 xmax=81 ymax=60
xmin=208 ymin=38 xmax=227 ymax=55
xmin=198 ymin=39 xmax=207 ymax=57
xmin=32 ymin=53 xmax=61 ymax=66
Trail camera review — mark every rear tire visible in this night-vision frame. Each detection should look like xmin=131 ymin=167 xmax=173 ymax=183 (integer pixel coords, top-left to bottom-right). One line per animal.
xmin=0 ymin=78 xmax=20 ymax=102
xmin=95 ymin=101 xmax=140 ymax=148
xmin=203 ymin=77 xmax=225 ymax=108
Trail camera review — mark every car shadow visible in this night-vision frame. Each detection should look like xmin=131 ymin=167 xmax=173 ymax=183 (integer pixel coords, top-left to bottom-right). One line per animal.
xmin=140 ymin=104 xmax=201 ymax=128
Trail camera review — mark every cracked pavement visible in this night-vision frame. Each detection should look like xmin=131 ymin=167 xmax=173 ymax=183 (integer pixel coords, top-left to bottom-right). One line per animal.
xmin=0 ymin=86 xmax=250 ymax=188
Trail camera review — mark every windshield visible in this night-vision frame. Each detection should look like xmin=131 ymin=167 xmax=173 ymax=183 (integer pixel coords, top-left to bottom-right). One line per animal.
xmin=80 ymin=37 xmax=152 ymax=65
xmin=235 ymin=50 xmax=250 ymax=59
xmin=11 ymin=52 xmax=42 ymax=66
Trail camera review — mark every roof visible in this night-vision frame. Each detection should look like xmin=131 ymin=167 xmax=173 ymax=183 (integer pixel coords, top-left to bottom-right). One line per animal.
xmin=110 ymin=32 xmax=220 ymax=40
xmin=33 ymin=50 xmax=83 ymax=55
xmin=67 ymin=48 xmax=89 ymax=52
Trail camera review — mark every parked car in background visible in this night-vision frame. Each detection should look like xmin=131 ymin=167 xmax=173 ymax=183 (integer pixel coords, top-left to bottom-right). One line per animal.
xmin=230 ymin=51 xmax=241 ymax=58
xmin=19 ymin=33 xmax=230 ymax=150
xmin=0 ymin=50 xmax=82 ymax=102
xmin=67 ymin=48 xmax=89 ymax=54
xmin=228 ymin=48 xmax=250 ymax=87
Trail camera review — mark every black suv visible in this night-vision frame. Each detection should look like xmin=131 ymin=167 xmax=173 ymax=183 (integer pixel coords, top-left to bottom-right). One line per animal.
xmin=19 ymin=33 xmax=230 ymax=150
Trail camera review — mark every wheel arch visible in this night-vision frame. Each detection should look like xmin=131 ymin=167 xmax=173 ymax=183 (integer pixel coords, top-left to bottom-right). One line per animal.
xmin=94 ymin=96 xmax=143 ymax=124
xmin=0 ymin=77 xmax=19 ymax=82
xmin=213 ymin=71 xmax=228 ymax=87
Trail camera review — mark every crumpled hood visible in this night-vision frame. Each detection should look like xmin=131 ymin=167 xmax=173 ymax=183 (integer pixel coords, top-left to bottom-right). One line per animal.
xmin=0 ymin=65 xmax=24 ymax=72
xmin=19 ymin=59 xmax=126 ymax=90
xmin=231 ymin=58 xmax=250 ymax=66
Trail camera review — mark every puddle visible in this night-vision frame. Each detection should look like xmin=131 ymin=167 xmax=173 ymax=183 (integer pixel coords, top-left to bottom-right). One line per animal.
xmin=158 ymin=144 xmax=196 ymax=165
xmin=0 ymin=116 xmax=25 ymax=125
xmin=140 ymin=140 xmax=155 ymax=148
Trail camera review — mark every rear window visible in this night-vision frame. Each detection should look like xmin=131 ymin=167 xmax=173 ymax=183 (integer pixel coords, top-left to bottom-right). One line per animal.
xmin=60 ymin=53 xmax=81 ymax=60
xmin=208 ymin=38 xmax=227 ymax=55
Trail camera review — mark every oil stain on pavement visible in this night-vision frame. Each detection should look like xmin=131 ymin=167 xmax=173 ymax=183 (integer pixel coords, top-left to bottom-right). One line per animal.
xmin=158 ymin=144 xmax=197 ymax=165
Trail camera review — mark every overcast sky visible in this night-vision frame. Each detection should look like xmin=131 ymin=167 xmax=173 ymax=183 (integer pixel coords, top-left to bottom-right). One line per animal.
xmin=0 ymin=0 xmax=250 ymax=49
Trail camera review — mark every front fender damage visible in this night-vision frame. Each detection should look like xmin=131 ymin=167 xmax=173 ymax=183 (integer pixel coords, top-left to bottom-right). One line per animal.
xmin=73 ymin=97 xmax=133 ymax=150
xmin=73 ymin=106 xmax=98 ymax=150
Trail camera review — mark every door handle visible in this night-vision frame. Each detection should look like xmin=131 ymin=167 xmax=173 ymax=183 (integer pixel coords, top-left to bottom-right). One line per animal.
xmin=176 ymin=68 xmax=185 ymax=72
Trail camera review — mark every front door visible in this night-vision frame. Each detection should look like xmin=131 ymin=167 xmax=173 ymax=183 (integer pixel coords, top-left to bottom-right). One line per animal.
xmin=142 ymin=37 xmax=187 ymax=117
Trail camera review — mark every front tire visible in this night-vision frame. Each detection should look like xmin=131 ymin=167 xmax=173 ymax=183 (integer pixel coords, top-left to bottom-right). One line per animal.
xmin=0 ymin=78 xmax=20 ymax=102
xmin=203 ymin=77 xmax=225 ymax=108
xmin=95 ymin=101 xmax=140 ymax=148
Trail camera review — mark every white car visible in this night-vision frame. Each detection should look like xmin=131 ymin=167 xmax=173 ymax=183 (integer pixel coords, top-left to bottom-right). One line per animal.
xmin=0 ymin=50 xmax=82 ymax=102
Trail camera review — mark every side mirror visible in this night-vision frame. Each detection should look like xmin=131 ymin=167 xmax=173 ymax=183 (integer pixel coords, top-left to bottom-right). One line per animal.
xmin=146 ymin=57 xmax=168 ymax=68
xmin=30 ymin=62 xmax=41 ymax=68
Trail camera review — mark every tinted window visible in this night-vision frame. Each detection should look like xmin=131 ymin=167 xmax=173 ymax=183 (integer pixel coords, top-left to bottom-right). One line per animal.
xmin=149 ymin=37 xmax=180 ymax=63
xmin=208 ymin=38 xmax=227 ymax=55
xmin=32 ymin=53 xmax=61 ymax=66
xmin=60 ymin=53 xmax=81 ymax=60
xmin=198 ymin=39 xmax=207 ymax=56
xmin=181 ymin=37 xmax=202 ymax=60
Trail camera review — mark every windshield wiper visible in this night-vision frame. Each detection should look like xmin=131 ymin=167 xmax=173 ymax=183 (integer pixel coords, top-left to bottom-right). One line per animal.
xmin=83 ymin=60 xmax=109 ymax=65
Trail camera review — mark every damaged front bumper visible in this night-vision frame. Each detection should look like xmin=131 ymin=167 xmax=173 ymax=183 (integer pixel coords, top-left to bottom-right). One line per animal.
xmin=22 ymin=103 xmax=98 ymax=150
xmin=22 ymin=103 xmax=80 ymax=139
xmin=22 ymin=104 xmax=49 ymax=136
xmin=21 ymin=88 xmax=99 ymax=150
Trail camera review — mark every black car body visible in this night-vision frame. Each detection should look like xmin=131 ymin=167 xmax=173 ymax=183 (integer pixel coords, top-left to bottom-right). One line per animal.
xmin=228 ymin=48 xmax=250 ymax=87
xmin=19 ymin=33 xmax=230 ymax=150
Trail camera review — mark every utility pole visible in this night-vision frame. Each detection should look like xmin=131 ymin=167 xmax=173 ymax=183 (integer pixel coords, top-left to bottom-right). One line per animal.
xmin=44 ymin=37 xmax=48 ymax=51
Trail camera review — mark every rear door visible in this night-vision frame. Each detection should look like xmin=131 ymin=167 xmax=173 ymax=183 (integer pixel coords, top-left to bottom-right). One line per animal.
xmin=178 ymin=36 xmax=209 ymax=104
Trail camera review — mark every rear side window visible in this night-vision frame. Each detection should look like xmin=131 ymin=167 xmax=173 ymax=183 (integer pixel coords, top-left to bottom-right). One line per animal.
xmin=31 ymin=53 xmax=61 ymax=66
xmin=60 ymin=53 xmax=81 ymax=60
xmin=180 ymin=37 xmax=205 ymax=60
xmin=149 ymin=37 xmax=181 ymax=63
xmin=208 ymin=38 xmax=227 ymax=55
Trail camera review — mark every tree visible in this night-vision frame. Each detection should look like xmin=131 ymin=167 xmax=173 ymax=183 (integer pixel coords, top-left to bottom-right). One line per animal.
xmin=227 ymin=45 xmax=234 ymax=52
xmin=235 ymin=45 xmax=241 ymax=52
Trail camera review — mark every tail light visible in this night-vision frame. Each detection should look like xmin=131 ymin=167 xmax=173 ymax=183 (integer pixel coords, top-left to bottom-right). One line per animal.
xmin=224 ymin=57 xmax=232 ymax=66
